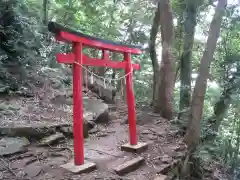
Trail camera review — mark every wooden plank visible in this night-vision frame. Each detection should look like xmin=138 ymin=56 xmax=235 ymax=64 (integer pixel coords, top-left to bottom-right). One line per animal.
xmin=154 ymin=174 xmax=168 ymax=180
xmin=113 ymin=156 xmax=144 ymax=175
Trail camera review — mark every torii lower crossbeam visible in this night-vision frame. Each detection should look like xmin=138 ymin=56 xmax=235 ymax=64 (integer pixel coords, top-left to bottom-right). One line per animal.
xmin=48 ymin=21 xmax=148 ymax=172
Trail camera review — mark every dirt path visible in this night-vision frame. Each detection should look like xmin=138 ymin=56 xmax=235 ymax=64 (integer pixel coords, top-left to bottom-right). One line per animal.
xmin=0 ymin=105 xmax=185 ymax=180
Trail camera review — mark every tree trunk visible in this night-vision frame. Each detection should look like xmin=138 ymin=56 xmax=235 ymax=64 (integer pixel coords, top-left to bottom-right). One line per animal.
xmin=179 ymin=0 xmax=198 ymax=115
xmin=153 ymin=0 xmax=175 ymax=120
xmin=184 ymin=0 xmax=227 ymax=149
xmin=149 ymin=3 xmax=161 ymax=105
xmin=69 ymin=0 xmax=73 ymax=7
xmin=173 ymin=3 xmax=184 ymax=84
xmin=42 ymin=0 xmax=48 ymax=25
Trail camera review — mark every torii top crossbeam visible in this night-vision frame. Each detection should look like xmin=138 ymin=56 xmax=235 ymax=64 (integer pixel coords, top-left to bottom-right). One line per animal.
xmin=48 ymin=22 xmax=142 ymax=54
xmin=48 ymin=21 xmax=142 ymax=166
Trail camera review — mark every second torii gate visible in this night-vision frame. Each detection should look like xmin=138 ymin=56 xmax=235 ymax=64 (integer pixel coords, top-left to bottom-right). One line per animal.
xmin=48 ymin=21 xmax=148 ymax=173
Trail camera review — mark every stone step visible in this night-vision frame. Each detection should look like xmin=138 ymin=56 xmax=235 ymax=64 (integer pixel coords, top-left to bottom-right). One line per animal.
xmin=154 ymin=174 xmax=168 ymax=180
xmin=113 ymin=156 xmax=145 ymax=175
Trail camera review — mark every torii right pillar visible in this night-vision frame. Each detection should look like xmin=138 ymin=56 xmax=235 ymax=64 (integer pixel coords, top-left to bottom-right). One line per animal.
xmin=120 ymin=52 xmax=148 ymax=154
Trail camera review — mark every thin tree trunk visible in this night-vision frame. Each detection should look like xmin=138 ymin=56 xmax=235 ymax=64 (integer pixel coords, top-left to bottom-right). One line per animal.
xmin=174 ymin=63 xmax=180 ymax=83
xmin=149 ymin=3 xmax=161 ymax=105
xmin=42 ymin=0 xmax=48 ymax=25
xmin=173 ymin=5 xmax=184 ymax=84
xmin=184 ymin=0 xmax=227 ymax=149
xmin=69 ymin=0 xmax=73 ymax=7
xmin=111 ymin=53 xmax=117 ymax=100
xmin=179 ymin=1 xmax=198 ymax=115
xmin=153 ymin=0 xmax=175 ymax=120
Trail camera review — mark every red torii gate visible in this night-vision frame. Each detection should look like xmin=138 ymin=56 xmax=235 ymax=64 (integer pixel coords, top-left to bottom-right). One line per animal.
xmin=48 ymin=22 xmax=148 ymax=172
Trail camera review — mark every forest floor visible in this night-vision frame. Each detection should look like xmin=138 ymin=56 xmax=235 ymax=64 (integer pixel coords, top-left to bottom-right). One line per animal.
xmin=0 ymin=83 xmax=228 ymax=180
xmin=0 ymin=90 xmax=186 ymax=180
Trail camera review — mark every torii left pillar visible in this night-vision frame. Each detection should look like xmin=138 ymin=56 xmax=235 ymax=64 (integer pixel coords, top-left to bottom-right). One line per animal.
xmin=61 ymin=42 xmax=97 ymax=173
xmin=48 ymin=21 xmax=148 ymax=174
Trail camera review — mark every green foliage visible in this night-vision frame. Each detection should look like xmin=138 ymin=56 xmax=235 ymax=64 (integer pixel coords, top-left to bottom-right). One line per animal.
xmin=0 ymin=0 xmax=46 ymax=89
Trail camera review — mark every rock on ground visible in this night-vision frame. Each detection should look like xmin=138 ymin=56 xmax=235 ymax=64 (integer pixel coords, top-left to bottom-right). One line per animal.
xmin=0 ymin=137 xmax=30 ymax=156
xmin=51 ymin=92 xmax=110 ymax=124
xmin=0 ymin=93 xmax=109 ymax=140
xmin=83 ymin=99 xmax=110 ymax=124
xmin=83 ymin=71 xmax=116 ymax=103
xmin=38 ymin=132 xmax=65 ymax=146
xmin=0 ymin=124 xmax=66 ymax=139
xmin=0 ymin=122 xmax=89 ymax=140
xmin=59 ymin=123 xmax=89 ymax=138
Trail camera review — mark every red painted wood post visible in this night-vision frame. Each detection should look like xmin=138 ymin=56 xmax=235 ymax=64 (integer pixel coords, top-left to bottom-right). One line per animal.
xmin=124 ymin=52 xmax=137 ymax=145
xmin=102 ymin=49 xmax=109 ymax=60
xmin=85 ymin=66 xmax=88 ymax=92
xmin=72 ymin=42 xmax=84 ymax=165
